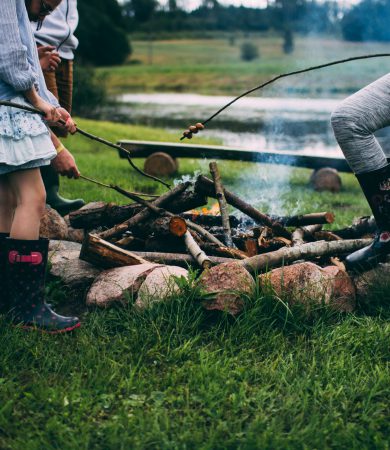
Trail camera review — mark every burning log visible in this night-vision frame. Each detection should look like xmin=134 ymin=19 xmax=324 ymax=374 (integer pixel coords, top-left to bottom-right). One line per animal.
xmin=195 ymin=175 xmax=291 ymax=239
xmin=209 ymin=162 xmax=234 ymax=247
xmin=241 ymin=238 xmax=372 ymax=273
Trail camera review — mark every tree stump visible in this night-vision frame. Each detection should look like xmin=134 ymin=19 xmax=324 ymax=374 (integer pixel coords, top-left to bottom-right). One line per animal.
xmin=310 ymin=167 xmax=342 ymax=193
xmin=144 ymin=152 xmax=178 ymax=177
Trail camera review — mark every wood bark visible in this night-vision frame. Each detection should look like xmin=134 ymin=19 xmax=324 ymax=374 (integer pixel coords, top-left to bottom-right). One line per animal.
xmin=127 ymin=251 xmax=233 ymax=268
xmin=80 ymin=233 xmax=148 ymax=268
xmin=333 ymin=216 xmax=377 ymax=239
xmin=98 ymin=182 xmax=190 ymax=239
xmin=292 ymin=224 xmax=323 ymax=246
xmin=273 ymin=212 xmax=335 ymax=227
xmin=183 ymin=231 xmax=212 ymax=269
xmin=241 ymin=238 xmax=372 ymax=273
xmin=195 ymin=175 xmax=291 ymax=239
xmin=209 ymin=162 xmax=233 ymax=247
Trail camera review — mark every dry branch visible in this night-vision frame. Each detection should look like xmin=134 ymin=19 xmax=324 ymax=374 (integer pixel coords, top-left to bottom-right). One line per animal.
xmin=241 ymin=238 xmax=372 ymax=273
xmin=183 ymin=231 xmax=212 ymax=269
xmin=209 ymin=162 xmax=233 ymax=247
xmin=274 ymin=212 xmax=335 ymax=227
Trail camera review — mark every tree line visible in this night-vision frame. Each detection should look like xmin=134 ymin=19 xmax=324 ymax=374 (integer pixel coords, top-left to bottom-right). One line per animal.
xmin=75 ymin=0 xmax=390 ymax=66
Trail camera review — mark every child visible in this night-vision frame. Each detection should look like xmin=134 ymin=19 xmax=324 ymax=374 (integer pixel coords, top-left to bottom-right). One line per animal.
xmin=331 ymin=73 xmax=390 ymax=270
xmin=0 ymin=0 xmax=80 ymax=333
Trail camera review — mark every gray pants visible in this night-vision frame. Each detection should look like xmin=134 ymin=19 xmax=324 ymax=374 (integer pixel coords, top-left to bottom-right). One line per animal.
xmin=331 ymin=73 xmax=390 ymax=174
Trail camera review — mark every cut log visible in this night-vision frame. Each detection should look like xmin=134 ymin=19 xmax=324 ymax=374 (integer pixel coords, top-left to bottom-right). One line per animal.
xmin=98 ymin=182 xmax=190 ymax=239
xmin=80 ymin=233 xmax=148 ymax=268
xmin=310 ymin=167 xmax=342 ymax=193
xmin=241 ymin=239 xmax=372 ymax=273
xmin=209 ymin=161 xmax=233 ymax=247
xmin=136 ymin=215 xmax=187 ymax=238
xmin=195 ymin=175 xmax=291 ymax=239
xmin=273 ymin=212 xmax=335 ymax=227
xmin=292 ymin=224 xmax=323 ymax=246
xmin=144 ymin=152 xmax=178 ymax=177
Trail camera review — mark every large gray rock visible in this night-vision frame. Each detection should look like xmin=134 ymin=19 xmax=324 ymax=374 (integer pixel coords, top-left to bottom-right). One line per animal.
xmin=199 ymin=261 xmax=255 ymax=315
xmin=86 ymin=263 xmax=163 ymax=308
xmin=48 ymin=240 xmax=100 ymax=292
xmin=136 ymin=266 xmax=189 ymax=309
xmin=259 ymin=261 xmax=356 ymax=312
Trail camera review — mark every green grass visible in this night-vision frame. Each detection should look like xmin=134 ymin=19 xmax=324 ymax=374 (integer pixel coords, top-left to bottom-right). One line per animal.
xmin=98 ymin=35 xmax=390 ymax=96
xmin=1 ymin=118 xmax=389 ymax=449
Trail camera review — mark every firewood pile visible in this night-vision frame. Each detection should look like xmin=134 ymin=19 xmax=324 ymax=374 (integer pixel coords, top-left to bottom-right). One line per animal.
xmin=58 ymin=162 xmax=385 ymax=314
xmin=70 ymin=170 xmax=374 ymax=273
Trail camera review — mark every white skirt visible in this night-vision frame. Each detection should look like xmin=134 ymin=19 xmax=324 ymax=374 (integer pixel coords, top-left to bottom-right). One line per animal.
xmin=0 ymin=95 xmax=57 ymax=174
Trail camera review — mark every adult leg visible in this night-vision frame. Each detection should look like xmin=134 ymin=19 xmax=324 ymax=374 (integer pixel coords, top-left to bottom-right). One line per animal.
xmin=4 ymin=168 xmax=80 ymax=333
xmin=331 ymin=73 xmax=390 ymax=270
xmin=41 ymin=59 xmax=85 ymax=215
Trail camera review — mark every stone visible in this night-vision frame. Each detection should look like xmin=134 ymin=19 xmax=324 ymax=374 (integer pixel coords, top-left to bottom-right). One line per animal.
xmin=136 ymin=266 xmax=189 ymax=308
xmin=48 ymin=240 xmax=100 ymax=293
xmin=310 ymin=167 xmax=342 ymax=193
xmin=353 ymin=262 xmax=390 ymax=304
xmin=199 ymin=261 xmax=255 ymax=315
xmin=40 ymin=206 xmax=68 ymax=240
xmin=86 ymin=263 xmax=163 ymax=307
xmin=259 ymin=261 xmax=356 ymax=312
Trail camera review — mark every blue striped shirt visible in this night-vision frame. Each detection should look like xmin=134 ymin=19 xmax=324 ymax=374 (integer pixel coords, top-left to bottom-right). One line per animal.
xmin=0 ymin=0 xmax=59 ymax=106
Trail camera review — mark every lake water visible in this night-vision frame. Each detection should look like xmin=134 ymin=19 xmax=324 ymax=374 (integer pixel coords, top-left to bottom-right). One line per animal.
xmin=108 ymin=93 xmax=388 ymax=158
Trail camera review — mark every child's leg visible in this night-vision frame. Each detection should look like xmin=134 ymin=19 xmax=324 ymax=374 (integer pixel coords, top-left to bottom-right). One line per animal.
xmin=0 ymin=176 xmax=16 ymax=233
xmin=6 ymin=169 xmax=46 ymax=240
xmin=331 ymin=73 xmax=390 ymax=174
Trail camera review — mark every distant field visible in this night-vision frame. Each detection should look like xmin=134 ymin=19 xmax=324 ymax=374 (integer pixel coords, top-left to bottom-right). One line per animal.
xmin=97 ymin=34 xmax=390 ymax=96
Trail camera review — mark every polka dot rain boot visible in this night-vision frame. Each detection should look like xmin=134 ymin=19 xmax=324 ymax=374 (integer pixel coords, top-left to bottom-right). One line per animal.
xmin=5 ymin=237 xmax=80 ymax=334
xmin=346 ymin=164 xmax=390 ymax=271
xmin=0 ymin=233 xmax=9 ymax=314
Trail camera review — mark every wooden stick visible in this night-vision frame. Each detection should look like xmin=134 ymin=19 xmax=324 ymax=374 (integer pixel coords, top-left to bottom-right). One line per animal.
xmin=128 ymin=251 xmax=233 ymax=268
xmin=273 ymin=212 xmax=335 ymax=227
xmin=241 ymin=238 xmax=372 ymax=273
xmin=98 ymin=182 xmax=190 ymax=239
xmin=195 ymin=175 xmax=291 ymax=239
xmin=291 ymin=224 xmax=323 ymax=246
xmin=183 ymin=231 xmax=212 ymax=269
xmin=209 ymin=162 xmax=234 ymax=247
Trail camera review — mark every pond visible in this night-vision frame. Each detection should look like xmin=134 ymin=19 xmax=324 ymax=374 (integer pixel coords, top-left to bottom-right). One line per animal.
xmin=109 ymin=93 xmax=390 ymax=157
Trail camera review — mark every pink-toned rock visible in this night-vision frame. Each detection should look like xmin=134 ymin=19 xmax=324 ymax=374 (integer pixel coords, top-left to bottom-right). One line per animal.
xmin=199 ymin=261 xmax=255 ymax=315
xmin=136 ymin=266 xmax=189 ymax=308
xmin=40 ymin=206 xmax=68 ymax=240
xmin=259 ymin=261 xmax=356 ymax=312
xmin=66 ymin=226 xmax=85 ymax=243
xmin=86 ymin=263 xmax=163 ymax=307
xmin=310 ymin=167 xmax=342 ymax=193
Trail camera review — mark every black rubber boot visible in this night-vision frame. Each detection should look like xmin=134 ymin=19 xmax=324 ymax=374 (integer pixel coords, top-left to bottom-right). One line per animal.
xmin=5 ymin=238 xmax=81 ymax=333
xmin=0 ymin=233 xmax=9 ymax=314
xmin=346 ymin=164 xmax=390 ymax=271
xmin=40 ymin=164 xmax=85 ymax=216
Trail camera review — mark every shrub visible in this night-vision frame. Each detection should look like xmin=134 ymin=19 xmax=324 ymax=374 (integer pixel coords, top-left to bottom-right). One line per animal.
xmin=240 ymin=42 xmax=259 ymax=61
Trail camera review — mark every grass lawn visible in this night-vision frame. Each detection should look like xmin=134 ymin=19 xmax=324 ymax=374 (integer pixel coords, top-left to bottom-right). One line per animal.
xmin=98 ymin=35 xmax=390 ymax=96
xmin=0 ymin=118 xmax=389 ymax=449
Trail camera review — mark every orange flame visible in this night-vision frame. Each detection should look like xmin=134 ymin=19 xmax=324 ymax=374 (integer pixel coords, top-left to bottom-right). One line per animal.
xmin=190 ymin=202 xmax=220 ymax=216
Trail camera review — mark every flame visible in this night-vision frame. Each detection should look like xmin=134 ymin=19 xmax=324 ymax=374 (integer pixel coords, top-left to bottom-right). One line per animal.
xmin=190 ymin=202 xmax=220 ymax=216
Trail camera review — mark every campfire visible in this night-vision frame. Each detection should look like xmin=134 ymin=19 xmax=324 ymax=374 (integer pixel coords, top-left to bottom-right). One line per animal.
xmin=63 ymin=163 xmax=380 ymax=314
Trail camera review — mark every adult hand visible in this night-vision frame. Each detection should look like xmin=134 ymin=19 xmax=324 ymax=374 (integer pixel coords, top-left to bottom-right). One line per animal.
xmin=51 ymin=148 xmax=80 ymax=179
xmin=37 ymin=45 xmax=61 ymax=72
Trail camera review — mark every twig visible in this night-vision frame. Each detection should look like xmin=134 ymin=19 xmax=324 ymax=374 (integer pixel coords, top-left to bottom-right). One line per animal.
xmin=209 ymin=161 xmax=233 ymax=247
